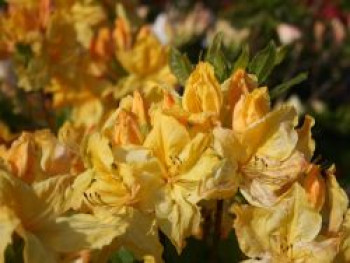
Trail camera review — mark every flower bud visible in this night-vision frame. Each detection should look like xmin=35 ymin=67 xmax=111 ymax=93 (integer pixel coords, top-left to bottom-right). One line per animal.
xmin=183 ymin=62 xmax=222 ymax=115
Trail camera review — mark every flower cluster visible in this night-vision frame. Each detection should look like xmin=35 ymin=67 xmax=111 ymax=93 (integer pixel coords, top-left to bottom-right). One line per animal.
xmin=0 ymin=1 xmax=350 ymax=263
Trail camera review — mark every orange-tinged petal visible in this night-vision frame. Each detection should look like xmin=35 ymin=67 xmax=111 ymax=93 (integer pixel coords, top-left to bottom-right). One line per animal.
xmin=114 ymin=110 xmax=143 ymax=145
xmin=113 ymin=17 xmax=132 ymax=51
xmin=132 ymin=90 xmax=148 ymax=127
xmin=90 ymin=27 xmax=113 ymax=59
xmin=303 ymin=164 xmax=325 ymax=211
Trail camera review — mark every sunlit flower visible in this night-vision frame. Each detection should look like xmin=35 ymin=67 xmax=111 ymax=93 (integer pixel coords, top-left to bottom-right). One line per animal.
xmin=0 ymin=170 xmax=127 ymax=263
xmin=233 ymin=184 xmax=340 ymax=263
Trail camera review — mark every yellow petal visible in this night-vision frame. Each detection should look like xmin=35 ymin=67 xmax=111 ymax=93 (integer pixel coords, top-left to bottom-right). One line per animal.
xmin=292 ymin=237 xmax=339 ymax=263
xmin=132 ymin=90 xmax=149 ymax=128
xmin=241 ymin=150 xmax=306 ymax=207
xmin=233 ymin=87 xmax=270 ymax=133
xmin=155 ymin=186 xmax=201 ymax=253
xmin=227 ymin=69 xmax=257 ymax=109
xmin=213 ymin=127 xmax=246 ymax=162
xmin=325 ymin=166 xmax=349 ymax=234
xmin=0 ymin=169 xmax=55 ymax=228
xmin=113 ymin=17 xmax=132 ymax=51
xmin=256 ymin=120 xmax=298 ymax=161
xmin=70 ymin=98 xmax=104 ymax=130
xmin=36 ymin=213 xmax=128 ymax=252
xmin=102 ymin=209 xmax=164 ymax=263
xmin=303 ymin=164 xmax=325 ymax=211
xmin=296 ymin=115 xmax=315 ymax=161
xmin=240 ymin=105 xmax=297 ymax=159
xmin=3 ymin=132 xmax=37 ymax=183
xmin=144 ymin=114 xmax=190 ymax=168
xmin=220 ymin=69 xmax=257 ymax=127
xmin=233 ymin=184 xmax=322 ymax=260
xmin=86 ymin=132 xmax=114 ymax=175
xmin=113 ymin=110 xmax=144 ymax=146
xmin=183 ymin=62 xmax=222 ymax=115
xmin=32 ymin=174 xmax=75 ymax=215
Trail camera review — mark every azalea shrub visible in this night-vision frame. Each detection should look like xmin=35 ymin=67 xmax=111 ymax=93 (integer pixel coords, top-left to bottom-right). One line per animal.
xmin=0 ymin=1 xmax=350 ymax=263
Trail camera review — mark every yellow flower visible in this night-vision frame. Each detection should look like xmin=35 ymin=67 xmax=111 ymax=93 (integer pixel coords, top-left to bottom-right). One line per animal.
xmin=142 ymin=113 xmax=236 ymax=251
xmin=0 ymin=130 xmax=82 ymax=183
xmin=233 ymin=183 xmax=339 ymax=263
xmin=80 ymin=132 xmax=164 ymax=262
xmin=111 ymin=18 xmax=176 ymax=98
xmin=0 ymin=170 xmax=127 ymax=263
xmin=215 ymin=104 xmax=307 ymax=207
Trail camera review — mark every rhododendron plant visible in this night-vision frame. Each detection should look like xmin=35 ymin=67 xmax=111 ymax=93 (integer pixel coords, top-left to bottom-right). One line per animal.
xmin=0 ymin=1 xmax=349 ymax=263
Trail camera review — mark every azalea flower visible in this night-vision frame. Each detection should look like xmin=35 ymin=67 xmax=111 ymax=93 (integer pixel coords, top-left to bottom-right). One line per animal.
xmin=215 ymin=86 xmax=307 ymax=207
xmin=0 ymin=130 xmax=83 ymax=184
xmin=75 ymin=132 xmax=163 ymax=262
xmin=141 ymin=112 xmax=238 ymax=250
xmin=111 ymin=17 xmax=177 ymax=98
xmin=0 ymin=169 xmax=127 ymax=263
xmin=163 ymin=62 xmax=223 ymax=130
xmin=233 ymin=183 xmax=340 ymax=263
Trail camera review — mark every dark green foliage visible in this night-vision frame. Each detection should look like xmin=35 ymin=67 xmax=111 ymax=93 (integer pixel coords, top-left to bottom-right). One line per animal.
xmin=5 ymin=235 xmax=24 ymax=263
xmin=270 ymin=72 xmax=308 ymax=99
xmin=233 ymin=44 xmax=250 ymax=73
xmin=169 ymin=48 xmax=193 ymax=86
xmin=248 ymin=41 xmax=277 ymax=84
xmin=205 ymin=33 xmax=231 ymax=82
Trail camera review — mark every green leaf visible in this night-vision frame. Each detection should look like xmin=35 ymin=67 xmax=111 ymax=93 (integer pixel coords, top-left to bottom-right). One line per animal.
xmin=233 ymin=44 xmax=250 ymax=73
xmin=205 ymin=32 xmax=230 ymax=82
xmin=270 ymin=72 xmax=308 ymax=99
xmin=248 ymin=41 xmax=277 ymax=84
xmin=169 ymin=48 xmax=193 ymax=86
xmin=5 ymin=235 xmax=24 ymax=263
xmin=108 ymin=248 xmax=136 ymax=263
xmin=274 ymin=45 xmax=289 ymax=66
xmin=55 ymin=107 xmax=71 ymax=131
